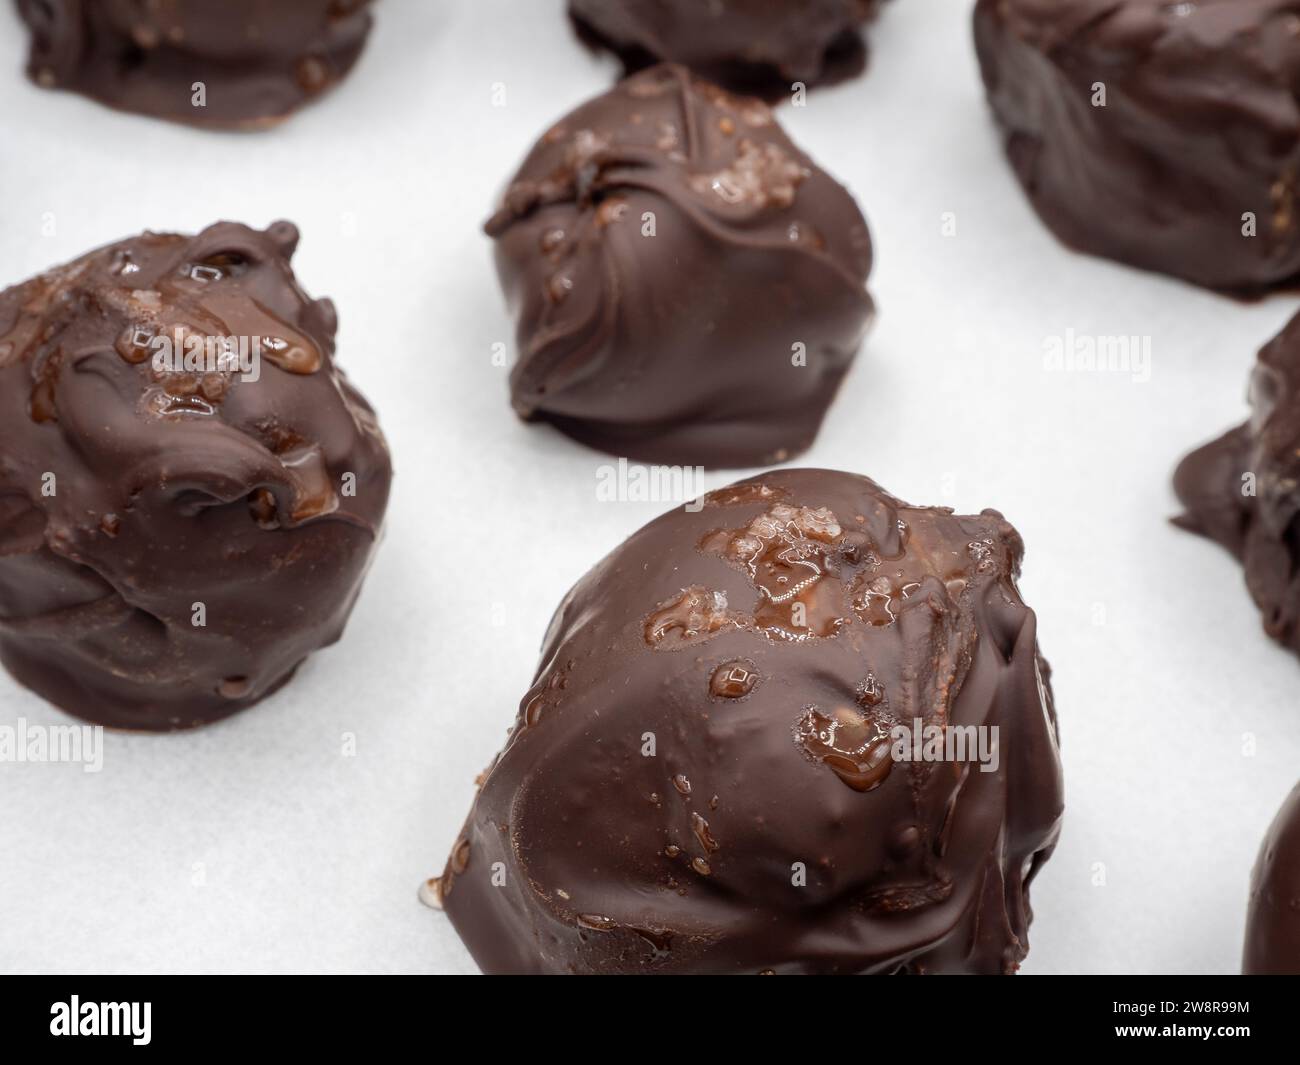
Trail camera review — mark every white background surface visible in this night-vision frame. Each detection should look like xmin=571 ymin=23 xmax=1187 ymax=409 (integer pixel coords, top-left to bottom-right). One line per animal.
xmin=1 ymin=0 xmax=1296 ymax=976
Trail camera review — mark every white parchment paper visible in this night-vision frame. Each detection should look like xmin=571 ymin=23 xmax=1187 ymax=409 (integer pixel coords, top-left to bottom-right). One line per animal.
xmin=1 ymin=0 xmax=1295 ymax=975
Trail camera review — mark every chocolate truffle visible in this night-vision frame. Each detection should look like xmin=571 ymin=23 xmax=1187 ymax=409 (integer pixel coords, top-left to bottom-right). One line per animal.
xmin=570 ymin=0 xmax=883 ymax=100
xmin=486 ymin=64 xmax=875 ymax=469
xmin=0 ymin=221 xmax=391 ymax=730
xmin=1175 ymin=310 xmax=1300 ymax=656
xmin=975 ymin=0 xmax=1300 ymax=290
xmin=437 ymin=468 xmax=1064 ymax=974
xmin=16 ymin=0 xmax=375 ymax=128
xmin=1244 ymin=782 xmax=1300 ymax=974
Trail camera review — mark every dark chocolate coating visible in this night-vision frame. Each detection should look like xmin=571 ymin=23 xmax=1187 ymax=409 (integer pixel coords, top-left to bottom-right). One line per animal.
xmin=440 ymin=469 xmax=1063 ymax=974
xmin=569 ymin=0 xmax=882 ymax=100
xmin=15 ymin=0 xmax=375 ymax=128
xmin=1244 ymin=782 xmax=1300 ymax=974
xmin=486 ymin=64 xmax=875 ymax=469
xmin=0 ymin=221 xmax=391 ymax=730
xmin=1174 ymin=310 xmax=1300 ymax=655
xmin=975 ymin=0 xmax=1300 ymax=290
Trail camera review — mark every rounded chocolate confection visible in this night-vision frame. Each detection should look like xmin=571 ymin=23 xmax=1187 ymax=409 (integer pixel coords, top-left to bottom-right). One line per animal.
xmin=486 ymin=64 xmax=875 ymax=469
xmin=16 ymin=0 xmax=376 ymax=128
xmin=1175 ymin=310 xmax=1300 ymax=655
xmin=975 ymin=0 xmax=1300 ymax=290
xmin=0 ymin=221 xmax=392 ymax=730
xmin=1244 ymin=782 xmax=1300 ymax=974
xmin=438 ymin=468 xmax=1063 ymax=974
xmin=569 ymin=0 xmax=883 ymax=100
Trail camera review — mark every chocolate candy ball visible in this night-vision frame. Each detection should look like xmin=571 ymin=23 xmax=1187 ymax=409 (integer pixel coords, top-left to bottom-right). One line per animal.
xmin=486 ymin=64 xmax=874 ymax=468
xmin=976 ymin=0 xmax=1300 ymax=290
xmin=570 ymin=0 xmax=883 ymax=100
xmin=0 ymin=221 xmax=391 ymax=730
xmin=1175 ymin=310 xmax=1300 ymax=658
xmin=438 ymin=468 xmax=1064 ymax=974
xmin=1244 ymin=782 xmax=1300 ymax=974
xmin=16 ymin=0 xmax=376 ymax=128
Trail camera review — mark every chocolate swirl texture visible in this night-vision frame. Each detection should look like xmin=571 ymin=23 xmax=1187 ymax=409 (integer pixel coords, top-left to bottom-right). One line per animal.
xmin=0 ymin=221 xmax=392 ymax=730
xmin=486 ymin=64 xmax=875 ymax=469
xmin=975 ymin=0 xmax=1300 ymax=290
xmin=439 ymin=469 xmax=1063 ymax=974
xmin=569 ymin=0 xmax=883 ymax=100
xmin=15 ymin=0 xmax=376 ymax=128
xmin=1175 ymin=310 xmax=1300 ymax=657
xmin=1244 ymin=781 xmax=1300 ymax=974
